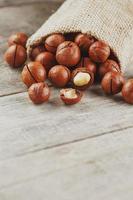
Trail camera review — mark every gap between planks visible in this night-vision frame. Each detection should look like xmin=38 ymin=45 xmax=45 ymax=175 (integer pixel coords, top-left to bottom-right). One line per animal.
xmin=0 ymin=86 xmax=133 ymax=161
xmin=11 ymin=124 xmax=133 ymax=159
xmin=0 ymin=128 xmax=133 ymax=200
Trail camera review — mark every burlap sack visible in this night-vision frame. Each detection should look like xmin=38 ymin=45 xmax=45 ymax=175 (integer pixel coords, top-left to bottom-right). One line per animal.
xmin=27 ymin=0 xmax=133 ymax=71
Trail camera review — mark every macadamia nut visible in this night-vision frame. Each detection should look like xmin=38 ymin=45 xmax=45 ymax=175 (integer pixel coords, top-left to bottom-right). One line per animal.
xmin=73 ymin=72 xmax=91 ymax=87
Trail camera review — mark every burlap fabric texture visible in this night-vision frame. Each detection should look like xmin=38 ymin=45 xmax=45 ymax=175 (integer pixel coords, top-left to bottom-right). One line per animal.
xmin=27 ymin=0 xmax=133 ymax=71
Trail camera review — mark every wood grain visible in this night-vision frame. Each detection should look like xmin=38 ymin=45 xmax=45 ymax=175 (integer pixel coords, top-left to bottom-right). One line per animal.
xmin=0 ymin=1 xmax=133 ymax=199
xmin=0 ymin=129 xmax=133 ymax=199
xmin=0 ymin=0 xmax=64 ymax=7
xmin=0 ymin=85 xmax=133 ymax=160
xmin=0 ymin=1 xmax=62 ymax=96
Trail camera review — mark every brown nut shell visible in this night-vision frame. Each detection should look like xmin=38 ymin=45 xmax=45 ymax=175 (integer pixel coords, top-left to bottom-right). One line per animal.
xmin=28 ymin=82 xmax=50 ymax=104
xmin=22 ymin=61 xmax=46 ymax=88
xmin=60 ymin=88 xmax=83 ymax=105
xmin=71 ymin=67 xmax=94 ymax=90
xmin=89 ymin=40 xmax=110 ymax=63
xmin=77 ymin=57 xmax=97 ymax=75
xmin=122 ymin=79 xmax=133 ymax=104
xmin=99 ymin=59 xmax=121 ymax=79
xmin=75 ymin=33 xmax=95 ymax=54
xmin=48 ymin=65 xmax=71 ymax=88
xmin=8 ymin=32 xmax=28 ymax=47
xmin=45 ymin=34 xmax=65 ymax=54
xmin=101 ymin=71 xmax=125 ymax=95
xmin=56 ymin=41 xmax=81 ymax=67
xmin=4 ymin=44 xmax=27 ymax=68
xmin=30 ymin=45 xmax=45 ymax=61
xmin=36 ymin=52 xmax=56 ymax=72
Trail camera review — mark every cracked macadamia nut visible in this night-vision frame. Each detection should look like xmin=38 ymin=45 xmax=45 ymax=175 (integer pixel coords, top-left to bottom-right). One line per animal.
xmin=89 ymin=40 xmax=110 ymax=63
xmin=99 ymin=59 xmax=121 ymax=78
xmin=28 ymin=82 xmax=50 ymax=104
xmin=45 ymin=33 xmax=65 ymax=54
xmin=56 ymin=41 xmax=81 ymax=67
xmin=4 ymin=44 xmax=27 ymax=68
xmin=77 ymin=57 xmax=97 ymax=75
xmin=60 ymin=88 xmax=83 ymax=105
xmin=72 ymin=68 xmax=94 ymax=90
xmin=8 ymin=32 xmax=28 ymax=47
xmin=30 ymin=45 xmax=45 ymax=61
xmin=48 ymin=65 xmax=71 ymax=88
xmin=36 ymin=52 xmax=56 ymax=72
xmin=101 ymin=71 xmax=125 ymax=95
xmin=22 ymin=61 xmax=46 ymax=88
xmin=75 ymin=33 xmax=95 ymax=54
xmin=122 ymin=79 xmax=133 ymax=104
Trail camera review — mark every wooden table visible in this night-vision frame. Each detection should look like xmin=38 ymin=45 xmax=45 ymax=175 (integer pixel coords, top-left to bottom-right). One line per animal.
xmin=0 ymin=0 xmax=133 ymax=199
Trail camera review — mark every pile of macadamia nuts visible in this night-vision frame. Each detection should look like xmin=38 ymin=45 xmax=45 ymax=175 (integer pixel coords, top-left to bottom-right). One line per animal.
xmin=4 ymin=32 xmax=133 ymax=105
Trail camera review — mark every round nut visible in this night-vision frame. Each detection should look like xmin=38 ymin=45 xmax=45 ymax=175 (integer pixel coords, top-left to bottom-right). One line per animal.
xmin=101 ymin=71 xmax=125 ymax=95
xmin=28 ymin=82 xmax=50 ymax=104
xmin=8 ymin=32 xmax=28 ymax=47
xmin=60 ymin=88 xmax=83 ymax=105
xmin=30 ymin=45 xmax=45 ymax=61
xmin=45 ymin=33 xmax=65 ymax=54
xmin=71 ymin=67 xmax=94 ymax=90
xmin=99 ymin=59 xmax=121 ymax=78
xmin=36 ymin=52 xmax=56 ymax=72
xmin=75 ymin=33 xmax=95 ymax=54
xmin=4 ymin=44 xmax=27 ymax=68
xmin=56 ymin=41 xmax=81 ymax=67
xmin=76 ymin=57 xmax=97 ymax=75
xmin=89 ymin=40 xmax=110 ymax=63
xmin=22 ymin=61 xmax=46 ymax=88
xmin=48 ymin=65 xmax=71 ymax=88
xmin=122 ymin=79 xmax=133 ymax=104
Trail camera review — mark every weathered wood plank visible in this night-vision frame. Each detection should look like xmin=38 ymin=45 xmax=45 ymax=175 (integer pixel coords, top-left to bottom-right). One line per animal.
xmin=0 ymin=0 xmax=133 ymax=163
xmin=0 ymin=129 xmax=133 ymax=200
xmin=0 ymin=0 xmax=64 ymax=7
xmin=0 ymin=2 xmax=61 ymax=96
xmin=0 ymin=85 xmax=133 ymax=160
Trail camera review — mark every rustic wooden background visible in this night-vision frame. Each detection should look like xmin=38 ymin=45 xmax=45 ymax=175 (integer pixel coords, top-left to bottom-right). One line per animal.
xmin=0 ymin=0 xmax=133 ymax=199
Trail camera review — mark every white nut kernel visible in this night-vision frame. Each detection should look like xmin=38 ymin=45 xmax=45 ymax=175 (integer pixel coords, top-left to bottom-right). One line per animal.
xmin=73 ymin=72 xmax=91 ymax=86
xmin=61 ymin=88 xmax=77 ymax=99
